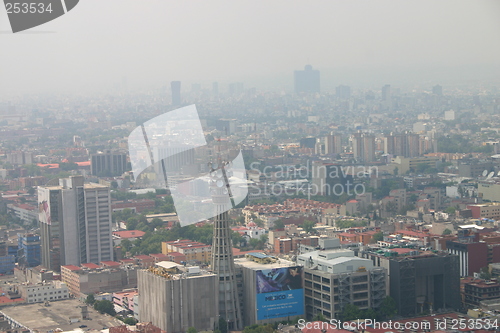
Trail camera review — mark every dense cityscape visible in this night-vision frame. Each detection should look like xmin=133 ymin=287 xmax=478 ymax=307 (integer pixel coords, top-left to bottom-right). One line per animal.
xmin=1 ymin=1 xmax=500 ymax=333
xmin=0 ymin=67 xmax=498 ymax=333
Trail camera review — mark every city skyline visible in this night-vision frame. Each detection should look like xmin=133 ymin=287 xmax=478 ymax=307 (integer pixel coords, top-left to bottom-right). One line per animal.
xmin=1 ymin=1 xmax=500 ymax=95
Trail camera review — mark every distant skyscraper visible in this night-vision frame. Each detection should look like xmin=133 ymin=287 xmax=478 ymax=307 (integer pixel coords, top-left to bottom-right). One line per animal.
xmin=432 ymin=84 xmax=443 ymax=96
xmin=91 ymin=149 xmax=127 ymax=177
xmin=384 ymin=132 xmax=420 ymax=158
xmin=325 ymin=134 xmax=342 ymax=155
xmin=294 ymin=65 xmax=320 ymax=93
xmin=171 ymin=81 xmax=181 ymax=105
xmin=39 ymin=176 xmax=113 ymax=271
xmin=336 ymin=85 xmax=351 ymax=99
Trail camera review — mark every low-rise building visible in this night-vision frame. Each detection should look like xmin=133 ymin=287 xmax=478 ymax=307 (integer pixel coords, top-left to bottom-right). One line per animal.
xmin=161 ymin=239 xmax=211 ymax=263
xmin=18 ymin=281 xmax=69 ymax=303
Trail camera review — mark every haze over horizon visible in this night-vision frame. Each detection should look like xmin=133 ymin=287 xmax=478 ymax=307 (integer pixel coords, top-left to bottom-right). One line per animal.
xmin=1 ymin=0 xmax=500 ymax=95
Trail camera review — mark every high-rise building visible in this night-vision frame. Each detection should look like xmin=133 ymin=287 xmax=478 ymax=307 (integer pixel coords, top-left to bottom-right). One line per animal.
xmin=39 ymin=176 xmax=113 ymax=271
xmin=171 ymin=81 xmax=181 ymax=105
xmin=381 ymin=84 xmax=392 ymax=110
xmin=325 ymin=134 xmax=342 ymax=155
xmin=432 ymin=84 xmax=443 ymax=96
xmin=298 ymin=249 xmax=386 ymax=320
xmin=384 ymin=132 xmax=420 ymax=158
xmin=211 ymin=162 xmax=243 ymax=330
xmin=17 ymin=233 xmax=41 ymax=268
xmin=352 ymin=133 xmax=375 ymax=163
xmin=91 ymin=149 xmax=127 ymax=177
xmin=294 ymin=65 xmax=320 ymax=94
xmin=335 ymin=85 xmax=351 ymax=99
xmin=361 ymin=249 xmax=460 ymax=317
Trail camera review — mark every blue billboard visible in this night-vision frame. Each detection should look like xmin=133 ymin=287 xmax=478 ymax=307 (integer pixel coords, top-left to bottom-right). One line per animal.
xmin=256 ymin=266 xmax=304 ymax=320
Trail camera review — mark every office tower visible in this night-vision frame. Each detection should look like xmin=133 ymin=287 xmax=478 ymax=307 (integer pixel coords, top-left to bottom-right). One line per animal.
xmin=138 ymin=262 xmax=218 ymax=332
xmin=384 ymin=132 xmax=420 ymax=158
xmin=352 ymin=133 xmax=375 ymax=163
xmin=381 ymin=84 xmax=392 ymax=110
xmin=294 ymin=65 xmax=320 ymax=93
xmin=325 ymin=134 xmax=342 ymax=155
xmin=299 ymin=137 xmax=316 ymax=149
xmin=215 ymin=119 xmax=237 ymax=135
xmin=336 ymin=85 xmax=351 ymax=99
xmin=298 ymin=249 xmax=386 ymax=320
xmin=171 ymin=81 xmax=181 ymax=105
xmin=39 ymin=176 xmax=113 ymax=271
xmin=361 ymin=249 xmax=460 ymax=317
xmin=311 ymin=161 xmax=353 ymax=196
xmin=432 ymin=84 xmax=443 ymax=96
xmin=90 ymin=149 xmax=127 ymax=177
xmin=212 ymin=82 xmax=219 ymax=97
xmin=17 ymin=233 xmax=41 ymax=268
xmin=211 ymin=162 xmax=243 ymax=330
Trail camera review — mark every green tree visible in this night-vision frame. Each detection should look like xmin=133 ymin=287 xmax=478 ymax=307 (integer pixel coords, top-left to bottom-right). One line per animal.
xmin=272 ymin=219 xmax=285 ymax=230
xmin=312 ymin=312 xmax=327 ymax=322
xmin=302 ymin=220 xmax=316 ymax=233
xmin=480 ymin=266 xmax=492 ymax=280
xmin=371 ymin=232 xmax=384 ymax=243
xmin=123 ymin=317 xmax=138 ymax=325
xmin=93 ymin=300 xmax=116 ymax=316
xmin=445 ymin=206 xmax=456 ymax=215
xmin=377 ymin=296 xmax=397 ymax=320
xmin=442 ymin=228 xmax=452 ymax=236
xmin=187 ymin=327 xmax=197 ymax=333
xmin=218 ymin=317 xmax=227 ymax=333
xmin=341 ymin=304 xmax=361 ymax=321
xmin=85 ymin=293 xmax=95 ymax=305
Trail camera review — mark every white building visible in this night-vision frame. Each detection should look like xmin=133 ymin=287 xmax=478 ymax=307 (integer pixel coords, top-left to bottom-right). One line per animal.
xmin=19 ymin=281 xmax=69 ymax=303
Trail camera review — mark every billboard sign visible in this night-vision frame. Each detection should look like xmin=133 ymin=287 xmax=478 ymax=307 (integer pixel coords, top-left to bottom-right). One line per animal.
xmin=38 ymin=187 xmax=51 ymax=225
xmin=255 ymin=266 xmax=304 ymax=321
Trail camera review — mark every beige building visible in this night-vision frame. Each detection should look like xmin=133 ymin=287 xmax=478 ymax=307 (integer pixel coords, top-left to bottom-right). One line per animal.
xmin=478 ymin=182 xmax=500 ymax=202
xmin=161 ymin=239 xmax=211 ymax=263
xmin=392 ymin=156 xmax=440 ymax=174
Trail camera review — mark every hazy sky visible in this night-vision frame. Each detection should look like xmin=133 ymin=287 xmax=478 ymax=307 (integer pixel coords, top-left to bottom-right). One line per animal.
xmin=1 ymin=0 xmax=500 ymax=94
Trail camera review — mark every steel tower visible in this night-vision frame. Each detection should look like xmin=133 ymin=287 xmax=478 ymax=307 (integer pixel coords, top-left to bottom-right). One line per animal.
xmin=210 ymin=160 xmax=243 ymax=331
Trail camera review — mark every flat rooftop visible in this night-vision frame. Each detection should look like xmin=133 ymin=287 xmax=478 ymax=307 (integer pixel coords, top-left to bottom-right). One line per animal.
xmin=234 ymin=257 xmax=296 ymax=270
xmin=0 ymin=299 xmax=123 ymax=332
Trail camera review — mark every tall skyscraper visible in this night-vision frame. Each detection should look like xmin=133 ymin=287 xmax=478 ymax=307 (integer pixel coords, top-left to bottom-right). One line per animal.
xmin=432 ymin=84 xmax=443 ymax=96
xmin=294 ymin=65 xmax=320 ymax=93
xmin=352 ymin=133 xmax=375 ymax=163
xmin=381 ymin=84 xmax=392 ymax=111
xmin=336 ymin=85 xmax=351 ymax=99
xmin=39 ymin=176 xmax=113 ymax=271
xmin=384 ymin=132 xmax=420 ymax=158
xmin=171 ymin=81 xmax=181 ymax=105
xmin=211 ymin=161 xmax=243 ymax=330
xmin=325 ymin=134 xmax=342 ymax=155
